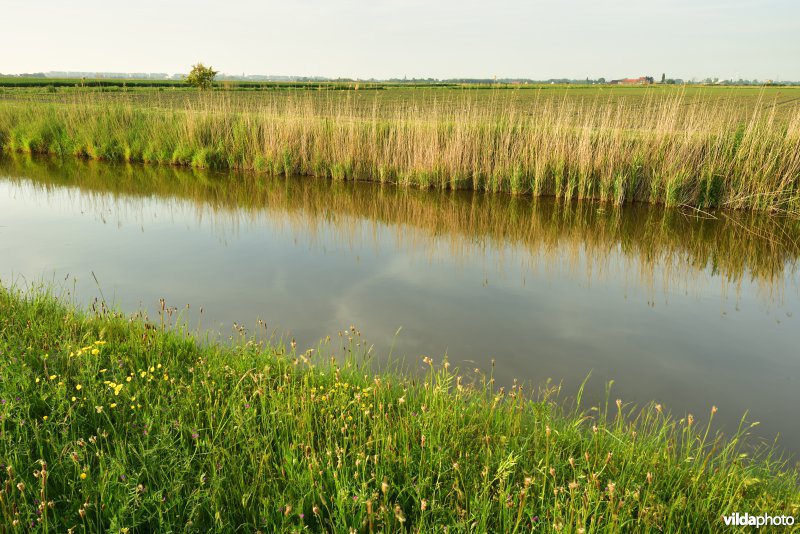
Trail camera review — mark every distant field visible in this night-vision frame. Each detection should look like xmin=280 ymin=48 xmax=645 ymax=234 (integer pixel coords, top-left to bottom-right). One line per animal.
xmin=1 ymin=84 xmax=799 ymax=214
xmin=2 ymin=82 xmax=799 ymax=120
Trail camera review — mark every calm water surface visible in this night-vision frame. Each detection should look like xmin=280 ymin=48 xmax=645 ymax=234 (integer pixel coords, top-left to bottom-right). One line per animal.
xmin=1 ymin=156 xmax=798 ymax=454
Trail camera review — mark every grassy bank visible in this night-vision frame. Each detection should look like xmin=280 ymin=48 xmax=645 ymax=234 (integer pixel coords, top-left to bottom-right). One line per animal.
xmin=1 ymin=88 xmax=799 ymax=214
xmin=0 ymin=286 xmax=797 ymax=532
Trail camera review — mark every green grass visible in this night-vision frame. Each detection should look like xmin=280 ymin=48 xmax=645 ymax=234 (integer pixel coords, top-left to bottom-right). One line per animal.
xmin=0 ymin=285 xmax=797 ymax=532
xmin=0 ymin=87 xmax=799 ymax=215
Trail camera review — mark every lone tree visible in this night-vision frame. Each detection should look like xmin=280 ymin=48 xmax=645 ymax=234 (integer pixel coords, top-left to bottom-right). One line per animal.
xmin=186 ymin=63 xmax=218 ymax=90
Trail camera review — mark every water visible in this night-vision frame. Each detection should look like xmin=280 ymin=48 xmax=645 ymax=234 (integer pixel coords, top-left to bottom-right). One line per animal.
xmin=1 ymin=155 xmax=798 ymax=455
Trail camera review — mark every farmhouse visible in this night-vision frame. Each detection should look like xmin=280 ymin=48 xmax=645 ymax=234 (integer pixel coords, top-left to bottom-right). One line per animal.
xmin=609 ymin=76 xmax=654 ymax=85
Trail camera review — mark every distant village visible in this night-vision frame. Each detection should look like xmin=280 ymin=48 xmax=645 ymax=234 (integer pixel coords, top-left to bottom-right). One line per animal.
xmin=0 ymin=71 xmax=795 ymax=86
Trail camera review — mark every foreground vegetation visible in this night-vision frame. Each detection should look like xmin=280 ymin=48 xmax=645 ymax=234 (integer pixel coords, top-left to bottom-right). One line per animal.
xmin=0 ymin=286 xmax=797 ymax=531
xmin=1 ymin=86 xmax=799 ymax=215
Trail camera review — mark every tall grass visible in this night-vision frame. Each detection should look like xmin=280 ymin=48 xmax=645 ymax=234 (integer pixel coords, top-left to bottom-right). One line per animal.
xmin=0 ymin=89 xmax=799 ymax=214
xmin=0 ymin=285 xmax=797 ymax=531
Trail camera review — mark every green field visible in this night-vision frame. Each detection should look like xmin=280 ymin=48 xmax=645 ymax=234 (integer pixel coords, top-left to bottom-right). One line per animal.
xmin=0 ymin=285 xmax=797 ymax=531
xmin=2 ymin=81 xmax=799 ymax=114
xmin=1 ymin=84 xmax=799 ymax=214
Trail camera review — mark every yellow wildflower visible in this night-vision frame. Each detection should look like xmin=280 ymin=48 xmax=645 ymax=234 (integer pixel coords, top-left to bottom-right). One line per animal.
xmin=75 ymin=384 xmax=82 ymax=391
xmin=91 ymin=348 xmax=100 ymax=356
xmin=80 ymin=472 xmax=87 ymax=480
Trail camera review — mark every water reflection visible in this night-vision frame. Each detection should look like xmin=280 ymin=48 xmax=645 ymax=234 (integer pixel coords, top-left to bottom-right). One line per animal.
xmin=1 ymin=154 xmax=798 ymax=454
xmin=3 ymin=155 xmax=797 ymax=296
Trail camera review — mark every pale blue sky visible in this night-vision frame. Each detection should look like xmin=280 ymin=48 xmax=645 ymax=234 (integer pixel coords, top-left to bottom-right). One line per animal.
xmin=2 ymin=0 xmax=798 ymax=80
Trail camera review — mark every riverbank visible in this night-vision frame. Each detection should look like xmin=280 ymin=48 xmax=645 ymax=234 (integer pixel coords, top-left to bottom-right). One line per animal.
xmin=1 ymin=88 xmax=799 ymax=215
xmin=0 ymin=286 xmax=797 ymax=531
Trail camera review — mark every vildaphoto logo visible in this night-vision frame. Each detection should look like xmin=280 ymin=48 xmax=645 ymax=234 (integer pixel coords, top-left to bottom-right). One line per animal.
xmin=722 ymin=512 xmax=795 ymax=528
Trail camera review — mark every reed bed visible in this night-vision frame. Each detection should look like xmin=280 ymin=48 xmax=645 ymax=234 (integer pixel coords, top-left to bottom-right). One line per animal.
xmin=0 ymin=285 xmax=798 ymax=531
xmin=1 ymin=89 xmax=799 ymax=214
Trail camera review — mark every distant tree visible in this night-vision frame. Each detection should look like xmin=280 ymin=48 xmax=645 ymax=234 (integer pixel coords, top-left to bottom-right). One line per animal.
xmin=598 ymin=77 xmax=606 ymax=84
xmin=661 ymin=73 xmax=666 ymax=83
xmin=185 ymin=63 xmax=218 ymax=90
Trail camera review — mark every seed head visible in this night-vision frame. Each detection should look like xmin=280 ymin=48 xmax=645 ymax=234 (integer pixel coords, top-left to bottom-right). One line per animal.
xmin=393 ymin=504 xmax=406 ymax=523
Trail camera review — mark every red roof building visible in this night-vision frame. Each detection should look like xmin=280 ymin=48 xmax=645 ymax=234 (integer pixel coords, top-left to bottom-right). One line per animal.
xmin=609 ymin=77 xmax=654 ymax=85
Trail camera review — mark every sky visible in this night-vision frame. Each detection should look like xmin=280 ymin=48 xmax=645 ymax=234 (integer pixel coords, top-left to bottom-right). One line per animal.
xmin=2 ymin=0 xmax=798 ymax=81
